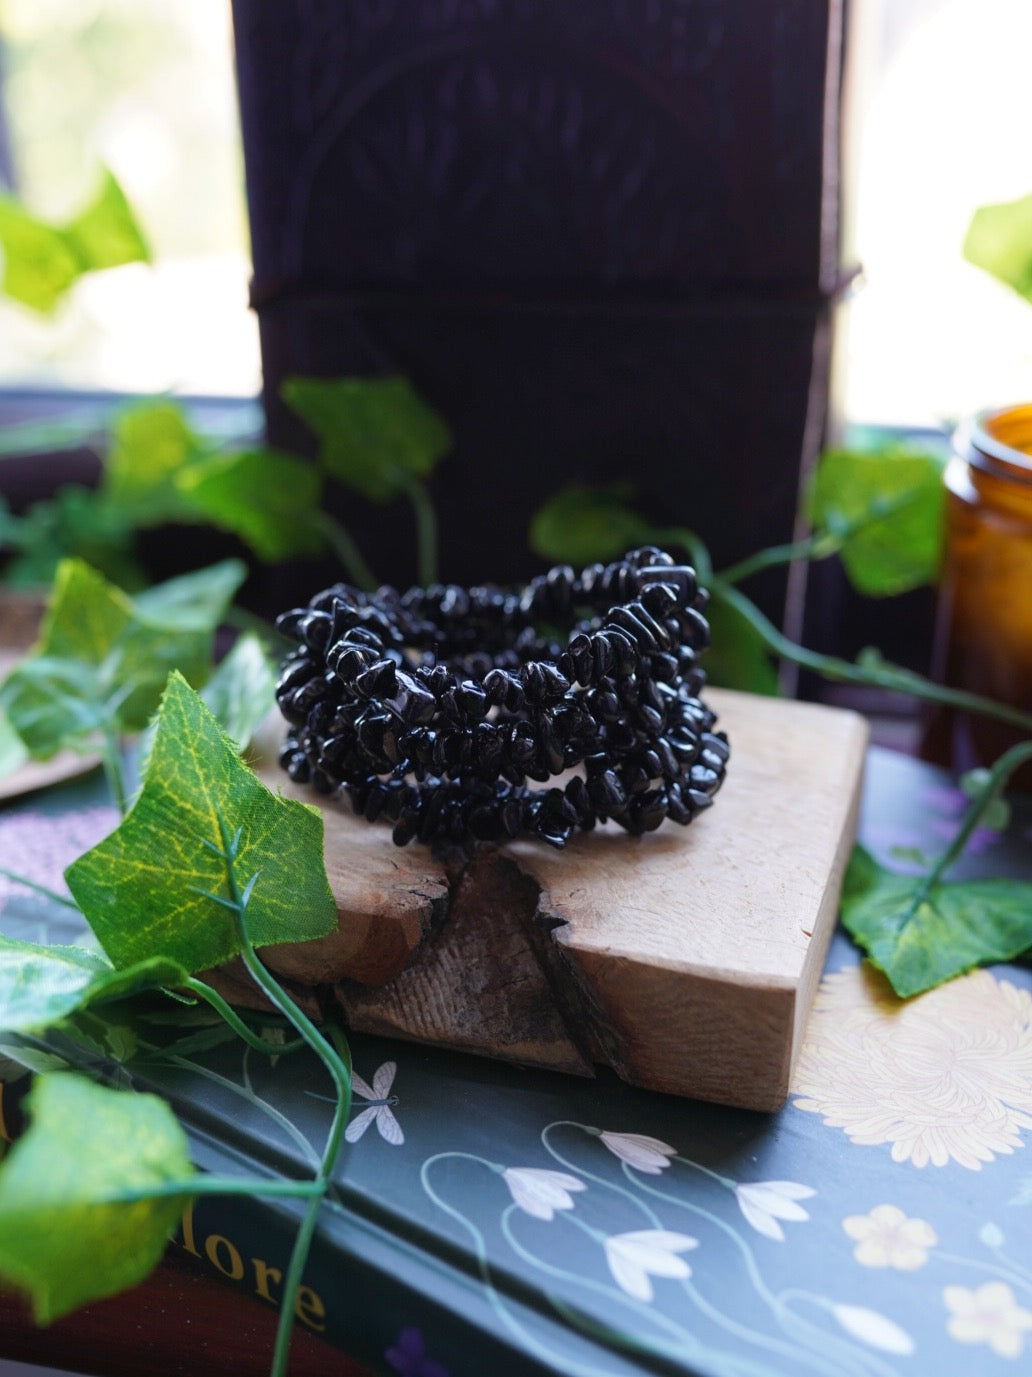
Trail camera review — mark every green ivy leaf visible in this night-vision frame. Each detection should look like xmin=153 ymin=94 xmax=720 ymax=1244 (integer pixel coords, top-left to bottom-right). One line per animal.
xmin=840 ymin=845 xmax=1032 ymax=997
xmin=0 ymin=558 xmax=244 ymax=755
xmin=0 ymin=199 xmax=80 ymax=313
xmin=199 ymin=632 xmax=277 ymax=754
xmin=1 ymin=561 xmax=129 ymax=754
xmin=529 ymin=485 xmax=656 ymax=565
xmin=0 ymin=934 xmax=187 ymax=1035
xmin=0 ymin=1074 xmax=194 ymax=1322
xmin=61 ymin=168 xmax=151 ymax=273
xmin=703 ymin=594 xmax=780 ymax=695
xmin=130 ymin=559 xmax=245 ymax=639
xmin=964 ymin=191 xmax=1032 ymax=304
xmin=0 ymin=1043 xmax=69 ymax=1077
xmin=176 ymin=447 xmax=324 ymax=561
xmin=282 ymin=375 xmax=451 ymax=502
xmin=809 ymin=446 xmax=946 ymax=596
xmin=66 ymin=672 xmax=337 ymax=974
xmin=0 ymin=170 xmax=149 ymax=316
xmin=98 ymin=559 xmax=245 ymax=731
xmin=0 ymin=705 xmax=29 ymax=779
xmin=102 ymin=401 xmax=213 ymax=526
xmin=0 ymin=484 xmax=140 ymax=591
xmin=0 ymin=936 xmax=103 ymax=1035
xmin=0 ymin=940 xmax=105 ymax=1033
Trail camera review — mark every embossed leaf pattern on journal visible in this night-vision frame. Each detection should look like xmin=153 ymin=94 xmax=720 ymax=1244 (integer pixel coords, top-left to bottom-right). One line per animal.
xmin=792 ymin=964 xmax=1032 ymax=1168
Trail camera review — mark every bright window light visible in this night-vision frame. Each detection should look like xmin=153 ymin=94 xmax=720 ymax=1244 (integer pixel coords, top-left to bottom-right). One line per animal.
xmin=841 ymin=0 xmax=1032 ymax=428
xmin=0 ymin=0 xmax=260 ymax=397
xmin=1 ymin=1 xmax=1028 ymax=421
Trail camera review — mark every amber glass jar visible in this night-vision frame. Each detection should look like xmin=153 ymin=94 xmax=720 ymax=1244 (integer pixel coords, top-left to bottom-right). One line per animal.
xmin=920 ymin=403 xmax=1032 ymax=783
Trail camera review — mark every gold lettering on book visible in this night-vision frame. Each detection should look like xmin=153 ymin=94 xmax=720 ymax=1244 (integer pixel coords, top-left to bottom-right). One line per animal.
xmin=206 ymin=1233 xmax=245 ymax=1281
xmin=173 ymin=1203 xmax=327 ymax=1332
xmin=252 ymin=1256 xmax=282 ymax=1304
xmin=295 ymin=1284 xmax=326 ymax=1331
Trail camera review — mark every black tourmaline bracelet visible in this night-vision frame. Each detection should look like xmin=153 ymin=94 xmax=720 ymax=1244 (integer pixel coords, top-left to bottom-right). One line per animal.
xmin=274 ymin=547 xmax=729 ymax=850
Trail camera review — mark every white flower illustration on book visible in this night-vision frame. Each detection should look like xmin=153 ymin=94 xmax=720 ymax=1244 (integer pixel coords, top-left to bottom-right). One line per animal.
xmin=598 ymin=1131 xmax=676 ymax=1174
xmin=830 ymin=1303 xmax=915 ymax=1355
xmin=502 ymin=1167 xmax=585 ymax=1220
xmin=345 ymin=1061 xmax=404 ymax=1145
xmin=602 ymin=1229 xmax=699 ymax=1303
xmin=733 ymin=1180 xmax=816 ymax=1240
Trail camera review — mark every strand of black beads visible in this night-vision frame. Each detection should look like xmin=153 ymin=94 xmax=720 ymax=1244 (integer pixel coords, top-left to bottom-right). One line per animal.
xmin=272 ymin=548 xmax=729 ymax=849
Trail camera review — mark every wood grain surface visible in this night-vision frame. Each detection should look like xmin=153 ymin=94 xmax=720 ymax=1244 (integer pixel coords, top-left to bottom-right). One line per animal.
xmin=251 ymin=688 xmax=868 ymax=1111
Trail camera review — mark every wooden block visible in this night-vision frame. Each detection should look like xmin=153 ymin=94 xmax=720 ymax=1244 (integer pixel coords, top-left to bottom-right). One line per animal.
xmin=254 ymin=688 xmax=868 ymax=1111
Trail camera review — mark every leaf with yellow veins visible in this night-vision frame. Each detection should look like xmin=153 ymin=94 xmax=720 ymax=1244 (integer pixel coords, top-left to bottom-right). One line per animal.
xmin=0 ymin=1074 xmax=194 ymax=1322
xmin=66 ymin=672 xmax=337 ymax=974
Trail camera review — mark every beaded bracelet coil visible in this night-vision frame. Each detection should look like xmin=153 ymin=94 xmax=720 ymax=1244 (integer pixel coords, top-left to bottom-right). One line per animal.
xmin=274 ymin=546 xmax=729 ymax=850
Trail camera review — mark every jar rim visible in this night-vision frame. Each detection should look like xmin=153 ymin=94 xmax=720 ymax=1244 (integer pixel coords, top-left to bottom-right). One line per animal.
xmin=960 ymin=403 xmax=1032 ymax=478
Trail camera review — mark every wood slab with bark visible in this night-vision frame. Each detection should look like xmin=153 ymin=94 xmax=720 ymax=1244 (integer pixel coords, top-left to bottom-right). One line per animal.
xmin=248 ymin=688 xmax=868 ymax=1111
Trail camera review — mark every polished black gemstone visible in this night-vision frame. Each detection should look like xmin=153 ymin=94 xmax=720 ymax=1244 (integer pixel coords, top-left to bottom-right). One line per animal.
xmin=702 ymin=734 xmax=731 ymax=764
xmin=275 ymin=548 xmax=728 ymax=848
xmin=689 ymin=763 xmax=722 ymax=792
xmin=457 ymin=680 xmax=488 ymax=723
xmin=275 ymin=608 xmax=307 ymax=639
xmin=500 ymin=795 xmax=523 ymax=838
xmin=591 ymin=632 xmax=615 ymax=680
xmin=638 ymin=580 xmax=680 ymax=618
xmin=286 ymin=752 xmax=311 ymax=783
xmin=666 ymin=784 xmax=694 ymax=825
xmin=363 ymin=781 xmax=389 ymax=822
xmin=637 ymin=704 xmax=666 ymax=736
xmin=355 ymin=659 xmax=398 ymax=698
xmin=680 ymin=605 xmax=712 ymax=649
xmin=635 ymin=787 xmax=669 ymax=831
xmin=640 ymin=747 xmax=663 ymax=779
xmin=392 ymin=810 xmax=420 ymax=847
xmin=567 ymin=632 xmax=594 ymax=685
xmin=276 ymin=653 xmax=317 ymax=697
xmin=483 ymin=666 xmax=525 ymax=712
xmin=538 ymin=717 xmax=566 ymax=775
xmin=609 ymin=603 xmax=664 ymax=652
xmin=329 ymin=644 xmax=377 ymax=679
xmin=299 ymin=610 xmax=333 ymax=651
xmin=636 ymin=563 xmax=696 ymax=602
xmin=592 ymin=687 xmax=622 ymax=724
xmin=602 ymin=626 xmax=639 ymax=676
xmin=383 ymin=672 xmax=437 ymax=726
